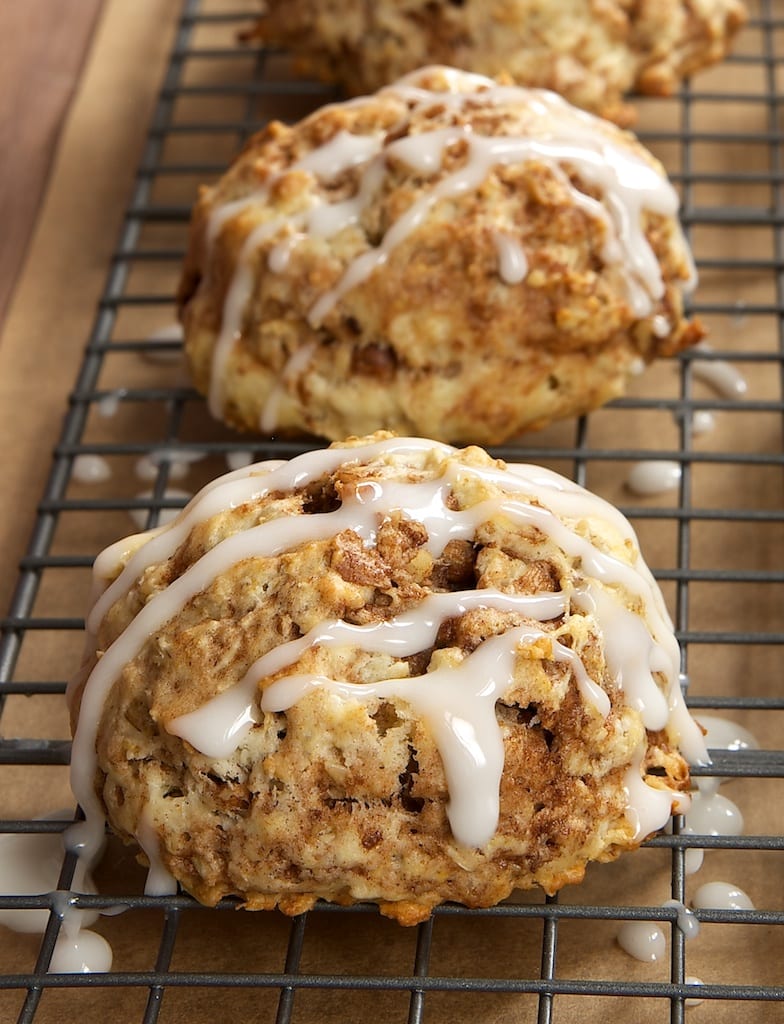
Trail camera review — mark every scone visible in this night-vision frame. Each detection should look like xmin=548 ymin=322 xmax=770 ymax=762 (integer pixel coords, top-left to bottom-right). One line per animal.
xmin=249 ymin=0 xmax=746 ymax=125
xmin=69 ymin=433 xmax=707 ymax=924
xmin=178 ymin=66 xmax=703 ymax=446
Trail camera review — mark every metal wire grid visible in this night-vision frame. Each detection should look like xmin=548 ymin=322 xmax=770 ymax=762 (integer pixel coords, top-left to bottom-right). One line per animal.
xmin=1 ymin=0 xmax=783 ymax=1020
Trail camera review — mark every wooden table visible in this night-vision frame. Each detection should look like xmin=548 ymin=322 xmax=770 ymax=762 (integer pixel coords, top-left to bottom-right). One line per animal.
xmin=0 ymin=0 xmax=104 ymax=332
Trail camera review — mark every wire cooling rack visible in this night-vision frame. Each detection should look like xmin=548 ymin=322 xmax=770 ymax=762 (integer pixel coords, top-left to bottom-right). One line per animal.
xmin=1 ymin=0 xmax=783 ymax=1021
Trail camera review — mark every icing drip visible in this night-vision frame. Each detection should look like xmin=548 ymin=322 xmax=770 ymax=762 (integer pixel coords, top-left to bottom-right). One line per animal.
xmin=0 ymin=819 xmax=111 ymax=974
xmin=493 ymin=231 xmax=528 ymax=284
xmin=72 ymin=455 xmax=112 ymax=485
xmin=662 ymin=898 xmax=700 ymax=940
xmin=617 ymin=920 xmax=666 ymax=962
xmin=72 ymin=437 xmax=705 ymax=880
xmin=259 ymin=342 xmax=317 ymax=433
xmin=682 ymin=790 xmax=744 ymax=837
xmin=691 ymin=342 xmax=748 ymax=399
xmin=692 ymin=880 xmax=754 ymax=911
xmin=206 ymin=66 xmax=691 ymax=418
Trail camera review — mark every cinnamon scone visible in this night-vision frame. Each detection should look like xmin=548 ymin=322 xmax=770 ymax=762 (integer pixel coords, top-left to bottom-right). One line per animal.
xmin=249 ymin=0 xmax=746 ymax=125
xmin=69 ymin=433 xmax=707 ymax=924
xmin=178 ymin=66 xmax=703 ymax=446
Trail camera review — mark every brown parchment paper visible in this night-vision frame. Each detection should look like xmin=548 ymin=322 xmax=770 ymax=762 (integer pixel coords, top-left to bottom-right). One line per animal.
xmin=0 ymin=1 xmax=782 ymax=1021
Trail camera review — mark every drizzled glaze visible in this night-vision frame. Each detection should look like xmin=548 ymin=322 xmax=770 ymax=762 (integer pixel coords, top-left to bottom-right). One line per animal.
xmin=205 ymin=66 xmax=694 ymax=422
xmin=71 ymin=437 xmax=706 ymax=882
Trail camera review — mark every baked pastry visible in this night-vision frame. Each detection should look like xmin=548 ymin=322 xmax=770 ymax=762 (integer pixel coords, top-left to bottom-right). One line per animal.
xmin=178 ymin=66 xmax=703 ymax=446
xmin=249 ymin=0 xmax=746 ymax=125
xmin=69 ymin=433 xmax=707 ymax=923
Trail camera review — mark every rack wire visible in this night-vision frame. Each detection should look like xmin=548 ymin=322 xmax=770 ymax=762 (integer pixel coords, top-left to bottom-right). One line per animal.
xmin=1 ymin=0 xmax=783 ymax=1021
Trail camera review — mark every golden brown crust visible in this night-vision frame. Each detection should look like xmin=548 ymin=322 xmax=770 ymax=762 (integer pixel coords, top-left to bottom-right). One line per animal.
xmin=179 ymin=69 xmax=703 ymax=445
xmin=75 ymin=435 xmax=693 ymax=923
xmin=249 ymin=0 xmax=746 ymax=125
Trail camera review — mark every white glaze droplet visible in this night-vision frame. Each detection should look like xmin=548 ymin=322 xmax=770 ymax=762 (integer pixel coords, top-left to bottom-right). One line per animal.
xmin=143 ymin=322 xmax=184 ymax=363
xmin=691 ymin=410 xmax=716 ymax=436
xmin=682 ymin=790 xmax=744 ymax=837
xmin=49 ymin=930 xmax=113 ymax=974
xmin=692 ymin=881 xmax=754 ymax=911
xmin=97 ymin=390 xmax=127 ymax=418
xmin=72 ymin=455 xmax=112 ymax=485
xmin=685 ymin=976 xmax=705 ymax=1007
xmin=685 ymin=848 xmax=704 ymax=875
xmin=625 ymin=460 xmax=681 ymax=497
xmin=691 ymin=343 xmax=748 ymax=399
xmin=493 ymin=231 xmax=528 ymax=284
xmin=134 ymin=450 xmax=204 ymax=484
xmin=617 ymin=921 xmax=666 ymax=962
xmin=696 ymin=714 xmax=758 ymax=753
xmin=651 ymin=314 xmax=671 ymax=337
xmin=129 ymin=489 xmax=193 ymax=531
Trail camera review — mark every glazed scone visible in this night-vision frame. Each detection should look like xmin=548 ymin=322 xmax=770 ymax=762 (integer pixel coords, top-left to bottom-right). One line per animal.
xmin=69 ymin=434 xmax=707 ymax=924
xmin=178 ymin=66 xmax=703 ymax=446
xmin=250 ymin=0 xmax=746 ymax=125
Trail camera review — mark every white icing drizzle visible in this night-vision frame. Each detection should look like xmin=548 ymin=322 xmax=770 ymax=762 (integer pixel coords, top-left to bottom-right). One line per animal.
xmin=72 ymin=455 xmax=112 ymax=485
xmin=623 ymin=747 xmax=683 ymax=843
xmin=493 ymin=230 xmax=528 ymax=284
xmin=259 ymin=342 xmax=317 ymax=433
xmin=691 ymin=342 xmax=748 ymax=399
xmin=617 ymin=920 xmax=666 ymax=962
xmin=206 ymin=66 xmax=691 ymax=419
xmin=72 ymin=437 xmax=705 ymax=880
xmin=692 ymin=880 xmax=754 ymax=911
xmin=260 ymin=624 xmax=591 ymax=848
xmin=625 ymin=460 xmax=682 ymax=497
xmin=169 ymin=588 xmax=585 ymax=762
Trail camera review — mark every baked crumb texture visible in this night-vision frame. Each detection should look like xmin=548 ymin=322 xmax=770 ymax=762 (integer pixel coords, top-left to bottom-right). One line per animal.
xmin=250 ymin=0 xmax=746 ymax=125
xmin=179 ymin=66 xmax=704 ymax=446
xmin=71 ymin=434 xmax=706 ymax=924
